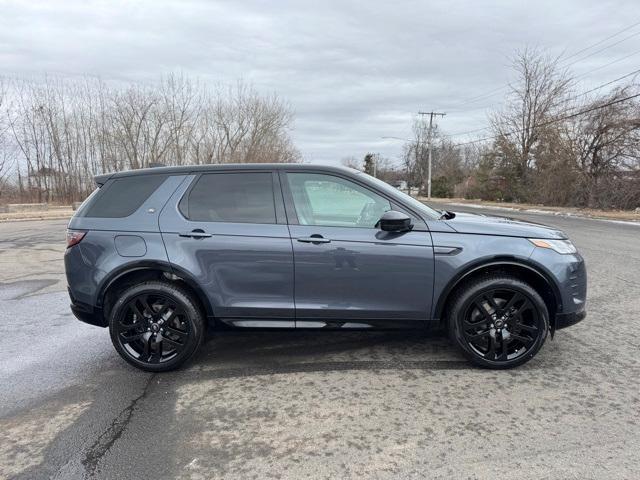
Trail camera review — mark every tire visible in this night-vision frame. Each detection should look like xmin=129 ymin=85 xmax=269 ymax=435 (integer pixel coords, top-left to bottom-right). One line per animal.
xmin=448 ymin=275 xmax=549 ymax=369
xmin=108 ymin=281 xmax=205 ymax=372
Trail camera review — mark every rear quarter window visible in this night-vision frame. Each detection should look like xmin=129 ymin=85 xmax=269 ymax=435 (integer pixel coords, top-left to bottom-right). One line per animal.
xmin=82 ymin=174 xmax=168 ymax=218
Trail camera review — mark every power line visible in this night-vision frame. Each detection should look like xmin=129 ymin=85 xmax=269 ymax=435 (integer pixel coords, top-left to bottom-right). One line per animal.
xmin=561 ymin=20 xmax=640 ymax=62
xmin=574 ymin=46 xmax=640 ymax=79
xmin=564 ymin=30 xmax=640 ymax=68
xmin=451 ymin=91 xmax=640 ymax=147
xmin=446 ymin=48 xmax=640 ymax=114
xmin=564 ymin=67 xmax=640 ymax=100
xmin=445 ymin=19 xmax=640 ymax=109
xmin=446 ymin=67 xmax=640 ymax=138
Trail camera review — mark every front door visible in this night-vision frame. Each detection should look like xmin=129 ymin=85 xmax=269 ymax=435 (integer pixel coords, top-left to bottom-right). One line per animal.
xmin=159 ymin=171 xmax=294 ymax=326
xmin=282 ymin=171 xmax=434 ymax=327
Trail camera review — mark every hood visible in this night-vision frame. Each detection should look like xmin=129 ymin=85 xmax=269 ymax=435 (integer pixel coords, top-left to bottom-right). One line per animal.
xmin=443 ymin=211 xmax=567 ymax=239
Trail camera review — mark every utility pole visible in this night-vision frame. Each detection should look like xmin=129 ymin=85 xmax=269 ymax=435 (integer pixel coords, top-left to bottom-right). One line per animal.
xmin=418 ymin=111 xmax=446 ymax=199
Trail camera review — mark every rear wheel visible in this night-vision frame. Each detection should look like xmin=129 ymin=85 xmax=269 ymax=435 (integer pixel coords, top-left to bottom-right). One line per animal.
xmin=448 ymin=275 xmax=549 ymax=369
xmin=109 ymin=281 xmax=205 ymax=372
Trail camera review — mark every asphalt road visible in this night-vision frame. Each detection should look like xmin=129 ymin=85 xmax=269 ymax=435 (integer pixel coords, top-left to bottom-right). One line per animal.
xmin=1 ymin=208 xmax=639 ymax=479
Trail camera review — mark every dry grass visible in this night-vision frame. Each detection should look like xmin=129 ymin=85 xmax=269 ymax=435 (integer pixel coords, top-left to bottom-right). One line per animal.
xmin=0 ymin=208 xmax=73 ymax=222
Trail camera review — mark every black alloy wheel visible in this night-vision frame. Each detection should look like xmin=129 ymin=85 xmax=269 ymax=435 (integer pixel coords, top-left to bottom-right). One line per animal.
xmin=109 ymin=282 xmax=204 ymax=371
xmin=449 ymin=275 xmax=549 ymax=369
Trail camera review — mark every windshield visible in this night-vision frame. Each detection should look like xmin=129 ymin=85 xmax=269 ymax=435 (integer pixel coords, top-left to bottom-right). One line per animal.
xmin=356 ymin=171 xmax=442 ymax=220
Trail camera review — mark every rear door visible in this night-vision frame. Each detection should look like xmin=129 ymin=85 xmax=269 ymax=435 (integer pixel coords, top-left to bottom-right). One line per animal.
xmin=282 ymin=171 xmax=434 ymax=327
xmin=159 ymin=170 xmax=295 ymax=326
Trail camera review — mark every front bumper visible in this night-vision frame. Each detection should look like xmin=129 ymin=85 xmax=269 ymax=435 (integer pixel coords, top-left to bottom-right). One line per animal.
xmin=555 ymin=309 xmax=586 ymax=330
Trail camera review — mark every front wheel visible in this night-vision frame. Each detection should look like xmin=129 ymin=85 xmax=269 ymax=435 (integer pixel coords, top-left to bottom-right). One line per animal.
xmin=109 ymin=281 xmax=205 ymax=372
xmin=448 ymin=275 xmax=549 ymax=369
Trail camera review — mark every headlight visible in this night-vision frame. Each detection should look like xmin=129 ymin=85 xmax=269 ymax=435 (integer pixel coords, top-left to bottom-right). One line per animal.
xmin=529 ymin=238 xmax=577 ymax=254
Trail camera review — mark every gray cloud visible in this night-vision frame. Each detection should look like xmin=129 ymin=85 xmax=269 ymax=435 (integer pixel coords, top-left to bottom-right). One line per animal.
xmin=1 ymin=0 xmax=638 ymax=165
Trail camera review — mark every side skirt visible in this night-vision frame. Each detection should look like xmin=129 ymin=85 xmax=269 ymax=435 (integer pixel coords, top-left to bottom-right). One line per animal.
xmin=218 ymin=318 xmax=433 ymax=330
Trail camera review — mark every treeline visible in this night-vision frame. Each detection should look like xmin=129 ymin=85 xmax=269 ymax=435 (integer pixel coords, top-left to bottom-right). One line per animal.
xmin=402 ymin=48 xmax=640 ymax=210
xmin=0 ymin=75 xmax=299 ymax=203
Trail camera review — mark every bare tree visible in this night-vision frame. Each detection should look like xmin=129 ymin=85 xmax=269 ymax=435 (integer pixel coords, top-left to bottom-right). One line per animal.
xmin=568 ymin=86 xmax=640 ymax=208
xmin=489 ymin=47 xmax=572 ymax=201
xmin=0 ymin=77 xmax=14 ymax=198
xmin=340 ymin=156 xmax=360 ymax=169
xmin=402 ymin=117 xmax=430 ymax=193
xmin=1 ymin=74 xmax=300 ymax=204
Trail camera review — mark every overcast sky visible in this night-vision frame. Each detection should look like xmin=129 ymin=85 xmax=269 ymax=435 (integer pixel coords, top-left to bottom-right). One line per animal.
xmin=1 ymin=0 xmax=639 ymax=165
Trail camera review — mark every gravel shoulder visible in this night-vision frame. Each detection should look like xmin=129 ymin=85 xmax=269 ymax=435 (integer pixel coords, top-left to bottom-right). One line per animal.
xmin=421 ymin=196 xmax=640 ymax=223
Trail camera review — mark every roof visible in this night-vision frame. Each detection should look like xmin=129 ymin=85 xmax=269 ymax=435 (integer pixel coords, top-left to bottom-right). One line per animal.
xmin=94 ymin=163 xmax=359 ymax=186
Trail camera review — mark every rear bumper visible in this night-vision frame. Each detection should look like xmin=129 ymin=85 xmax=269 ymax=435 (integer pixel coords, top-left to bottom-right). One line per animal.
xmin=69 ymin=288 xmax=106 ymax=327
xmin=555 ymin=309 xmax=586 ymax=330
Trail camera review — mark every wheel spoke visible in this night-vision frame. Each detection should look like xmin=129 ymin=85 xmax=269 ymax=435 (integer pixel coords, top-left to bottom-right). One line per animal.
xmin=164 ymin=324 xmax=187 ymax=340
xmin=132 ymin=300 xmax=147 ymax=320
xmin=482 ymin=292 xmax=500 ymax=312
xmin=464 ymin=317 xmax=489 ymax=329
xmin=503 ymin=292 xmax=525 ymax=314
xmin=141 ymin=335 xmax=152 ymax=361
xmin=119 ymin=322 xmax=139 ymax=333
xmin=155 ymin=300 xmax=172 ymax=317
xmin=510 ymin=333 xmax=533 ymax=344
xmin=151 ymin=340 xmax=163 ymax=363
xmin=498 ymin=336 xmax=510 ymax=360
xmin=162 ymin=309 xmax=178 ymax=325
xmin=517 ymin=322 xmax=538 ymax=333
xmin=120 ymin=331 xmax=144 ymax=343
xmin=513 ymin=299 xmax=534 ymax=317
xmin=162 ymin=335 xmax=183 ymax=348
xmin=139 ymin=295 xmax=154 ymax=316
xmin=466 ymin=330 xmax=491 ymax=341
xmin=486 ymin=333 xmax=497 ymax=359
xmin=473 ymin=301 xmax=493 ymax=321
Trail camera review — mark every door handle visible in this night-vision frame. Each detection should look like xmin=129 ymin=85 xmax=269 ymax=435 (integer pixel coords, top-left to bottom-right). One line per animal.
xmin=179 ymin=229 xmax=212 ymax=239
xmin=297 ymin=235 xmax=331 ymax=244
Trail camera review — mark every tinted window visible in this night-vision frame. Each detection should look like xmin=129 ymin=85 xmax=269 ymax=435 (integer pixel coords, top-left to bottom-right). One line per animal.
xmin=286 ymin=173 xmax=391 ymax=228
xmin=84 ymin=175 xmax=167 ymax=218
xmin=183 ymin=172 xmax=276 ymax=224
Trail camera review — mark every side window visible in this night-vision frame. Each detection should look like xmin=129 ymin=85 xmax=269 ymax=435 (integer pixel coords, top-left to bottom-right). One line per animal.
xmin=181 ymin=172 xmax=276 ymax=224
xmin=286 ymin=173 xmax=391 ymax=228
xmin=83 ymin=175 xmax=167 ymax=218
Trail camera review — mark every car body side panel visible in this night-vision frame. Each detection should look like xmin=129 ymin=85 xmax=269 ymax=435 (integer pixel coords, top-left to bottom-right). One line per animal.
xmin=64 ymin=231 xmax=171 ymax=308
xmin=65 ymin=175 xmax=188 ymax=309
xmin=158 ymin=175 xmax=295 ymax=320
xmin=288 ymin=224 xmax=434 ymax=323
xmin=429 ymin=231 xmax=538 ymax=319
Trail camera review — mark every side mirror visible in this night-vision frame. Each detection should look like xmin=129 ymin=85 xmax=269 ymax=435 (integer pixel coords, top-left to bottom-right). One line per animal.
xmin=376 ymin=210 xmax=413 ymax=232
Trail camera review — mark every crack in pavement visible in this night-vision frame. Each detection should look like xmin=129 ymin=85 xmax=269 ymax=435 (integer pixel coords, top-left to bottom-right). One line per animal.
xmin=0 ymin=279 xmax=60 ymax=300
xmin=81 ymin=374 xmax=156 ymax=477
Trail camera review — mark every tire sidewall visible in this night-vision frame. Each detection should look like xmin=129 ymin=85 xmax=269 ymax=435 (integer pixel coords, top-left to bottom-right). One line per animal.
xmin=108 ymin=282 xmax=204 ymax=372
xmin=449 ymin=278 xmax=549 ymax=369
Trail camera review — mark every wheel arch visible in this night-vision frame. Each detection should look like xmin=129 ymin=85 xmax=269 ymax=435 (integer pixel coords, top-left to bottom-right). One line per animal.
xmin=435 ymin=257 xmax=562 ymax=330
xmin=98 ymin=260 xmax=215 ymax=324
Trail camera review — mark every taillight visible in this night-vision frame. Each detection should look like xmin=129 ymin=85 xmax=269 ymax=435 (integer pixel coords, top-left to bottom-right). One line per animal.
xmin=66 ymin=230 xmax=86 ymax=248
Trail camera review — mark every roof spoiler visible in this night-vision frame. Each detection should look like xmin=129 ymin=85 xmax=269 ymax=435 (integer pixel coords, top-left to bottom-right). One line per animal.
xmin=94 ymin=164 xmax=166 ymax=187
xmin=94 ymin=173 xmax=112 ymax=187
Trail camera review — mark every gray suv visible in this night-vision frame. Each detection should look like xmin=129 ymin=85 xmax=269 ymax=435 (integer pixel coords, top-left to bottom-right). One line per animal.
xmin=65 ymin=164 xmax=586 ymax=371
